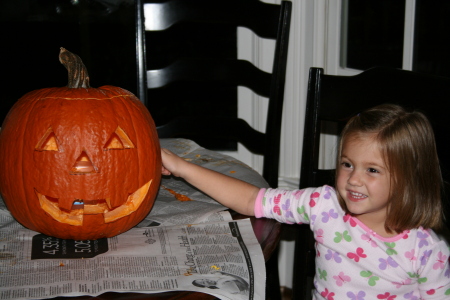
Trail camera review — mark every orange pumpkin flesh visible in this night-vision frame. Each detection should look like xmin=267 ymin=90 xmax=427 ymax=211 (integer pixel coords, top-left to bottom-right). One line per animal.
xmin=0 ymin=48 xmax=161 ymax=240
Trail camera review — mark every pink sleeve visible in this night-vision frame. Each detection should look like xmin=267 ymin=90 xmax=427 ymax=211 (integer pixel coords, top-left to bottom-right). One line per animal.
xmin=254 ymin=188 xmax=267 ymax=218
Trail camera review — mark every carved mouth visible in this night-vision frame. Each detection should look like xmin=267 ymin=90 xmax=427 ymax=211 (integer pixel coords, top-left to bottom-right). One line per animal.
xmin=35 ymin=180 xmax=152 ymax=226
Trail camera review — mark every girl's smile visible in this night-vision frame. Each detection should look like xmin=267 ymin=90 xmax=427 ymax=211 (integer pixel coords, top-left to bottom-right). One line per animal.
xmin=337 ymin=134 xmax=391 ymax=229
xmin=347 ymin=190 xmax=368 ymax=202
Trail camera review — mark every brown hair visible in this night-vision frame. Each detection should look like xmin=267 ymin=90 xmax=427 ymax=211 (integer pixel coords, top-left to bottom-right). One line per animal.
xmin=336 ymin=104 xmax=443 ymax=232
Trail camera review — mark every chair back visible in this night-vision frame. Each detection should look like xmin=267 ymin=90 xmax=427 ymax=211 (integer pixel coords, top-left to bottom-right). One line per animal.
xmin=136 ymin=0 xmax=292 ymax=188
xmin=294 ymin=67 xmax=450 ymax=299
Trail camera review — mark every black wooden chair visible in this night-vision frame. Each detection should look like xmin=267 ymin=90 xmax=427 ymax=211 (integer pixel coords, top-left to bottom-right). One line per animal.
xmin=136 ymin=0 xmax=291 ymax=189
xmin=293 ymin=67 xmax=450 ymax=299
xmin=136 ymin=1 xmax=292 ymax=299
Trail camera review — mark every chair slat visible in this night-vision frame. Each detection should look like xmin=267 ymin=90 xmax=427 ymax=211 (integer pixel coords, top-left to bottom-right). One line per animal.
xmin=147 ymin=59 xmax=271 ymax=97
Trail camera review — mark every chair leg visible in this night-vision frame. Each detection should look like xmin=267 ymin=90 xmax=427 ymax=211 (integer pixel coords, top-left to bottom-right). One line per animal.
xmin=265 ymin=246 xmax=282 ymax=300
xmin=292 ymin=224 xmax=315 ymax=300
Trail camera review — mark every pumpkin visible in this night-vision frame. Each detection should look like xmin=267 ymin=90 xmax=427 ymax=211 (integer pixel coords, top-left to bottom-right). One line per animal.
xmin=0 ymin=48 xmax=161 ymax=240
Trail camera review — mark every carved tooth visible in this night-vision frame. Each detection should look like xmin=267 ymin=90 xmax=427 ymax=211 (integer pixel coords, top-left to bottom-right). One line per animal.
xmin=105 ymin=198 xmax=112 ymax=209
xmin=84 ymin=202 xmax=109 ymax=214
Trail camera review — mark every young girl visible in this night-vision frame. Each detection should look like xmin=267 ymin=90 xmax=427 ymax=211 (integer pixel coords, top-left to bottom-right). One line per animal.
xmin=161 ymin=104 xmax=450 ymax=299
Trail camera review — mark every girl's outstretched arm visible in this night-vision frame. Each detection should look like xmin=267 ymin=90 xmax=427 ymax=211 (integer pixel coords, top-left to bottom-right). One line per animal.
xmin=161 ymin=148 xmax=260 ymax=216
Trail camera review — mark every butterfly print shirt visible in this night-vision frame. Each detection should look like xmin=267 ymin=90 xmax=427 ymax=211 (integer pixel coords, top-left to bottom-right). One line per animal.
xmin=254 ymin=186 xmax=450 ymax=299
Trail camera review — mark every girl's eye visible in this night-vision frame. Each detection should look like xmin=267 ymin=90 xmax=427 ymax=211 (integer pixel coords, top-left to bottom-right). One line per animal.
xmin=341 ymin=162 xmax=352 ymax=168
xmin=368 ymin=168 xmax=379 ymax=173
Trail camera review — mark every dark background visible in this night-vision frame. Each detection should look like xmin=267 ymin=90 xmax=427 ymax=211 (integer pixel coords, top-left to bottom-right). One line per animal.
xmin=345 ymin=0 xmax=450 ymax=78
xmin=0 ymin=0 xmax=137 ymax=123
xmin=3 ymin=0 xmax=450 ymax=143
xmin=0 ymin=0 xmax=237 ymax=152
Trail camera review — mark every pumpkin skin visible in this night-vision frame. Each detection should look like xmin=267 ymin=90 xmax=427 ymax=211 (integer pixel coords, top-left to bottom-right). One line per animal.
xmin=0 ymin=49 xmax=161 ymax=240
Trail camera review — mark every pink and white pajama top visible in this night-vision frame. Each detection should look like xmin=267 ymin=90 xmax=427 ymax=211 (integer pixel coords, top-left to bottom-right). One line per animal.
xmin=254 ymin=186 xmax=450 ymax=299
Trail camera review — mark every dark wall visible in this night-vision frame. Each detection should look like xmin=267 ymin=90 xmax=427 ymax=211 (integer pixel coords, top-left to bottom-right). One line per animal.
xmin=0 ymin=0 xmax=137 ymax=124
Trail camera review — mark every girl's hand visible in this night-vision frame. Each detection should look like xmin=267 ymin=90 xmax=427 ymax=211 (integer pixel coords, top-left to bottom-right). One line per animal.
xmin=161 ymin=148 xmax=185 ymax=177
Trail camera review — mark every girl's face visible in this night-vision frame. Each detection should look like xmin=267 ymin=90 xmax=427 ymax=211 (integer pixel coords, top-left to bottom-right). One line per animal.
xmin=337 ymin=134 xmax=391 ymax=225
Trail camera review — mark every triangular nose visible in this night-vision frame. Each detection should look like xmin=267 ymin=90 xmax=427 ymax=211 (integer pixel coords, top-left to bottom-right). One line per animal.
xmin=71 ymin=151 xmax=96 ymax=174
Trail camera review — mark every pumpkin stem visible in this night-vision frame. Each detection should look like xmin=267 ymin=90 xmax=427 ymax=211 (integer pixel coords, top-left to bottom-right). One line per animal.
xmin=59 ymin=47 xmax=91 ymax=89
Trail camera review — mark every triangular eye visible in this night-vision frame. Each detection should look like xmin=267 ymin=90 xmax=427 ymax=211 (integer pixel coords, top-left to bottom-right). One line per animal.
xmin=104 ymin=126 xmax=135 ymax=150
xmin=35 ymin=127 xmax=61 ymax=151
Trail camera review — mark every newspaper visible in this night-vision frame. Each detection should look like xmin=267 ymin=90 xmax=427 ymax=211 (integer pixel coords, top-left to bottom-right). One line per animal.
xmin=0 ymin=139 xmax=269 ymax=300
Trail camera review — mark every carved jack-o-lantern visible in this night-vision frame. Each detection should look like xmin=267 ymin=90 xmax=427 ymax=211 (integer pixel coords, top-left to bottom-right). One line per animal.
xmin=0 ymin=48 xmax=161 ymax=240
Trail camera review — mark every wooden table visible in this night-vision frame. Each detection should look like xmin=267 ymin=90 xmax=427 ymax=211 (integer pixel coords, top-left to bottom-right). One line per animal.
xmin=50 ymin=139 xmax=282 ymax=299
